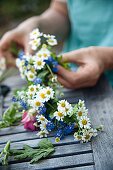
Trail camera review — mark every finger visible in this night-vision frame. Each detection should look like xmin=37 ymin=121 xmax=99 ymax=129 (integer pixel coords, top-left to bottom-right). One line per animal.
xmin=57 ymin=65 xmax=74 ymax=82
xmin=61 ymin=48 xmax=86 ymax=64
xmin=58 ymin=64 xmax=94 ymax=86
xmin=57 ymin=75 xmax=73 ymax=89
xmin=0 ymin=31 xmax=16 ymax=52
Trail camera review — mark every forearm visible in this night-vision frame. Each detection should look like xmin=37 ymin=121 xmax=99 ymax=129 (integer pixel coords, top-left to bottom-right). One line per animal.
xmin=17 ymin=2 xmax=70 ymax=42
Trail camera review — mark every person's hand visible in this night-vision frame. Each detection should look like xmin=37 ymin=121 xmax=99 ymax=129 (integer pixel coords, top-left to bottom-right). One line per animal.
xmin=0 ymin=17 xmax=39 ymax=67
xmin=57 ymin=47 xmax=109 ymax=89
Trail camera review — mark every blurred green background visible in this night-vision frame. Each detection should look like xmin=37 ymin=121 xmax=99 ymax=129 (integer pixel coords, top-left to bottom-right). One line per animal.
xmin=0 ymin=0 xmax=51 ymax=36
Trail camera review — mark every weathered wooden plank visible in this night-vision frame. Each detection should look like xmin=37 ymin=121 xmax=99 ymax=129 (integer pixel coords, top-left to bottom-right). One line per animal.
xmin=0 ymin=125 xmax=26 ymax=136
xmin=0 ymin=153 xmax=94 ymax=170
xmin=83 ymin=76 xmax=113 ymax=170
xmin=0 ymin=143 xmax=92 ymax=166
xmin=66 ymin=165 xmax=95 ymax=170
xmin=0 ymin=135 xmax=80 ymax=150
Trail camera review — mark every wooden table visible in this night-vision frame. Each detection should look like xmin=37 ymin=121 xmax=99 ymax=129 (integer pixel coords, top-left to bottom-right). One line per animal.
xmin=0 ymin=73 xmax=113 ymax=170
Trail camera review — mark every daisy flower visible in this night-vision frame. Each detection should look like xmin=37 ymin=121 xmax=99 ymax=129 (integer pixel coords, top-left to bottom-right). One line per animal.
xmin=34 ymin=58 xmax=45 ymax=70
xmin=79 ymin=116 xmax=91 ymax=129
xmin=26 ymin=71 xmax=36 ymax=81
xmin=27 ymin=85 xmax=37 ymax=97
xmin=30 ymin=28 xmax=43 ymax=39
xmin=37 ymin=115 xmax=47 ymax=123
xmin=74 ymin=132 xmax=82 ymax=141
xmin=29 ymin=38 xmax=41 ymax=50
xmin=57 ymin=100 xmax=73 ymax=116
xmin=82 ymin=129 xmax=93 ymax=142
xmin=37 ymin=89 xmax=48 ymax=102
xmin=47 ymin=37 xmax=57 ymax=46
xmin=76 ymin=107 xmax=88 ymax=120
xmin=37 ymin=130 xmax=49 ymax=138
xmin=54 ymin=111 xmax=64 ymax=121
xmin=45 ymin=87 xmax=54 ymax=99
xmin=40 ymin=122 xmax=47 ymax=131
xmin=31 ymin=99 xmax=43 ymax=110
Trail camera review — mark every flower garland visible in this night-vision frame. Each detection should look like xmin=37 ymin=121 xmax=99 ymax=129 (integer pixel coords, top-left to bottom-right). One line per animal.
xmin=10 ymin=28 xmax=102 ymax=142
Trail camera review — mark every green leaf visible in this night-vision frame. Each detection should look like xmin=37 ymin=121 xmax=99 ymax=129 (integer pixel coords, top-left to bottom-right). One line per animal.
xmin=38 ymin=138 xmax=53 ymax=149
xmin=9 ymin=139 xmax=55 ymax=164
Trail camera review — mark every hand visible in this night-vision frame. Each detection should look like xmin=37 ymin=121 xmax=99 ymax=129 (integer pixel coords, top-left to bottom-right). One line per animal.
xmin=0 ymin=17 xmax=39 ymax=67
xmin=57 ymin=47 xmax=108 ymax=89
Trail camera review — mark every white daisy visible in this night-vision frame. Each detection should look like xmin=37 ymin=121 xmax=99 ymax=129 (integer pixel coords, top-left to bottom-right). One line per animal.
xmin=76 ymin=107 xmax=88 ymax=120
xmin=32 ymin=99 xmax=43 ymax=110
xmin=82 ymin=129 xmax=93 ymax=142
xmin=40 ymin=122 xmax=47 ymax=131
xmin=57 ymin=100 xmax=73 ymax=116
xmin=37 ymin=115 xmax=47 ymax=123
xmin=30 ymin=28 xmax=43 ymax=39
xmin=26 ymin=71 xmax=36 ymax=81
xmin=47 ymin=37 xmax=57 ymax=46
xmin=54 ymin=111 xmax=64 ymax=121
xmin=37 ymin=130 xmax=49 ymax=138
xmin=27 ymin=85 xmax=37 ymax=97
xmin=34 ymin=58 xmax=45 ymax=70
xmin=36 ymin=89 xmax=48 ymax=102
xmin=29 ymin=38 xmax=41 ymax=50
xmin=74 ymin=132 xmax=82 ymax=141
xmin=45 ymin=87 xmax=54 ymax=99
xmin=79 ymin=116 xmax=91 ymax=129
xmin=78 ymin=100 xmax=85 ymax=108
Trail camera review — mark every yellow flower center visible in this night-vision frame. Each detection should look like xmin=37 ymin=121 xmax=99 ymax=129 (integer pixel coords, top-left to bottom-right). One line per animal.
xmin=61 ymin=103 xmax=65 ymax=107
xmin=37 ymin=61 xmax=42 ymax=66
xmin=85 ymin=134 xmax=90 ymax=140
xmin=78 ymin=111 xmax=82 ymax=117
xmin=35 ymin=101 xmax=41 ymax=107
xmin=46 ymin=90 xmax=51 ymax=95
xmin=82 ymin=119 xmax=87 ymax=125
xmin=38 ymin=54 xmax=42 ymax=58
xmin=77 ymin=135 xmax=82 ymax=140
xmin=30 ymin=87 xmax=34 ymax=91
xmin=40 ymin=117 xmax=45 ymax=121
xmin=40 ymin=93 xmax=46 ymax=99
xmin=43 ymin=53 xmax=47 ymax=57
xmin=29 ymin=74 xmax=34 ymax=78
xmin=55 ymin=137 xmax=60 ymax=143
xmin=58 ymin=112 xmax=63 ymax=117
xmin=31 ymin=68 xmax=35 ymax=73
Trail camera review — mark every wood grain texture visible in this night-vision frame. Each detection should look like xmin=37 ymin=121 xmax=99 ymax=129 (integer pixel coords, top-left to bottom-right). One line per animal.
xmin=1 ymin=74 xmax=113 ymax=170
xmin=0 ymin=153 xmax=94 ymax=170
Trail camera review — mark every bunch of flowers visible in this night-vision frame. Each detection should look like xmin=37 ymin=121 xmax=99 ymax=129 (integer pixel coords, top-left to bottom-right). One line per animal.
xmin=8 ymin=28 xmax=102 ymax=143
xmin=0 ymin=57 xmax=6 ymax=77
xmin=16 ymin=28 xmax=67 ymax=88
xmin=12 ymin=84 xmax=102 ymax=142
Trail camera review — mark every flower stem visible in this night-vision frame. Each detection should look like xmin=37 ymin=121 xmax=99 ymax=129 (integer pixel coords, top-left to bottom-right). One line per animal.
xmin=46 ymin=64 xmax=54 ymax=78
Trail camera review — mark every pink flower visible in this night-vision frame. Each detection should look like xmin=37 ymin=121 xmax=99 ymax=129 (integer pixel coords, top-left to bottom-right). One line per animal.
xmin=22 ymin=111 xmax=36 ymax=131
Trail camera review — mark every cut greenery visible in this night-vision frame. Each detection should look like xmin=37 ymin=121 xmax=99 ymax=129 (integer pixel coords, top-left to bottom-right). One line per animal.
xmin=0 ymin=139 xmax=55 ymax=165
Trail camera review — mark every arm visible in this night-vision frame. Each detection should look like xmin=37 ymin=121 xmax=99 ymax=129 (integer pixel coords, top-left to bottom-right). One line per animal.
xmin=0 ymin=0 xmax=70 ymax=66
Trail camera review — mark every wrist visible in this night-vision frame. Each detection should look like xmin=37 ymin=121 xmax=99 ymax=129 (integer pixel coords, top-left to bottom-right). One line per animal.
xmin=95 ymin=47 xmax=113 ymax=71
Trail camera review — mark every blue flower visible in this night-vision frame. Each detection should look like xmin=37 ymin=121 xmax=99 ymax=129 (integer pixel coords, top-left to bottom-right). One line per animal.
xmin=24 ymin=60 xmax=28 ymax=66
xmin=19 ymin=100 xmax=28 ymax=110
xmin=38 ymin=106 xmax=47 ymax=114
xmin=52 ymin=67 xmax=59 ymax=73
xmin=46 ymin=121 xmax=55 ymax=131
xmin=55 ymin=129 xmax=64 ymax=138
xmin=18 ymin=50 xmax=24 ymax=60
xmin=33 ymin=78 xmax=42 ymax=85
xmin=12 ymin=96 xmax=18 ymax=102
xmin=63 ymin=124 xmax=75 ymax=135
